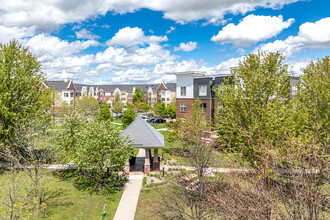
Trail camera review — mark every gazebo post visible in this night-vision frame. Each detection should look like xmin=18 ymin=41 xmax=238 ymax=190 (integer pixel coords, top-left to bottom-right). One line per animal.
xmin=153 ymin=148 xmax=159 ymax=171
xmin=144 ymin=149 xmax=150 ymax=174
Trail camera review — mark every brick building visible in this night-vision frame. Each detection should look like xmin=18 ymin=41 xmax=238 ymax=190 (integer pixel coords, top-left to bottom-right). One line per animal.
xmin=175 ymin=71 xmax=300 ymax=126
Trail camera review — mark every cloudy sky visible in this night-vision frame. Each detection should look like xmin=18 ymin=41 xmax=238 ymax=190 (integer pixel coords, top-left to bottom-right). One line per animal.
xmin=1 ymin=0 xmax=329 ymax=84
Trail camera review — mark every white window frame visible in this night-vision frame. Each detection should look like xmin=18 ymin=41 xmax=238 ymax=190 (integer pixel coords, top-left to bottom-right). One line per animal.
xmin=63 ymin=92 xmax=68 ymax=97
xmin=180 ymin=102 xmax=186 ymax=112
xmin=181 ymin=87 xmax=186 ymax=96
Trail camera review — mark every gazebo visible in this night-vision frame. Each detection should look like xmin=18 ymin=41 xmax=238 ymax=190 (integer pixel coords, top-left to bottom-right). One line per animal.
xmin=121 ymin=116 xmax=165 ymax=174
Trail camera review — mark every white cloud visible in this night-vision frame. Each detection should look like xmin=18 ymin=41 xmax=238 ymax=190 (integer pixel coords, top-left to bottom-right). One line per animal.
xmin=255 ymin=17 xmax=330 ymax=56
xmin=0 ymin=0 xmax=301 ymax=31
xmin=211 ymin=15 xmax=294 ymax=47
xmin=236 ymin=48 xmax=245 ymax=55
xmin=0 ymin=25 xmax=36 ymax=43
xmin=166 ymin=26 xmax=175 ymax=34
xmin=95 ymin=43 xmax=173 ymax=70
xmin=174 ymin=42 xmax=197 ymax=52
xmin=107 ymin=27 xmax=168 ymax=47
xmin=23 ymin=34 xmax=99 ymax=62
xmin=75 ymin=28 xmax=100 ymax=40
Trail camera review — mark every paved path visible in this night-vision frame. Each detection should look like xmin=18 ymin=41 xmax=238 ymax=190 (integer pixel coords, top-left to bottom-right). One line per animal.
xmin=157 ymin=128 xmax=168 ymax=131
xmin=113 ymin=174 xmax=143 ymax=220
xmin=113 ymin=148 xmax=145 ymax=220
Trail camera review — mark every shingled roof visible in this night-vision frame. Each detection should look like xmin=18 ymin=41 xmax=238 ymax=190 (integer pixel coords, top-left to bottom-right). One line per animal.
xmin=121 ymin=117 xmax=164 ymax=148
xmin=44 ymin=81 xmax=71 ymax=91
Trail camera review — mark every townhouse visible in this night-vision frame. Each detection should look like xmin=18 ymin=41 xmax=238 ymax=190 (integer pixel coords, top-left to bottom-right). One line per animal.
xmin=44 ymin=79 xmax=176 ymax=108
xmin=175 ymin=71 xmax=300 ymax=126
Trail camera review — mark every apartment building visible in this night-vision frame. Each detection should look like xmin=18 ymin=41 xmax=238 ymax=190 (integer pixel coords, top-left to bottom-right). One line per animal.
xmin=44 ymin=79 xmax=176 ymax=108
xmin=43 ymin=78 xmax=76 ymax=105
xmin=175 ymin=71 xmax=299 ymax=125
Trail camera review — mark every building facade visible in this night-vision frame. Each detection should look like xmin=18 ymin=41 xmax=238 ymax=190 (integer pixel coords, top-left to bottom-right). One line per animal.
xmin=175 ymin=71 xmax=300 ymax=126
xmin=44 ymin=79 xmax=176 ymax=108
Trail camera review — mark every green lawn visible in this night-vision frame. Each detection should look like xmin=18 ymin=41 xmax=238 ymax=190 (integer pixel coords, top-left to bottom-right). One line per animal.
xmin=0 ymin=171 xmax=123 ymax=220
xmin=150 ymin=123 xmax=166 ymax=130
xmin=135 ymin=188 xmax=163 ymax=220
xmin=42 ymin=174 xmax=123 ymax=220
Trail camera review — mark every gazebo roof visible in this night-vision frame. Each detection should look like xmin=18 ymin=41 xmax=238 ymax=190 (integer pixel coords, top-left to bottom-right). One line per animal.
xmin=121 ymin=116 xmax=165 ymax=148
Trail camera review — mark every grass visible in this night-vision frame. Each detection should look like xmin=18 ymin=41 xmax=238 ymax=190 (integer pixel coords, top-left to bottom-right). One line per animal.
xmin=158 ymin=130 xmax=250 ymax=168
xmin=135 ymin=187 xmax=163 ymax=220
xmin=149 ymin=123 xmax=166 ymax=130
xmin=0 ymin=171 xmax=123 ymax=220
xmin=112 ymin=118 xmax=122 ymax=124
xmin=42 ymin=173 xmax=123 ymax=220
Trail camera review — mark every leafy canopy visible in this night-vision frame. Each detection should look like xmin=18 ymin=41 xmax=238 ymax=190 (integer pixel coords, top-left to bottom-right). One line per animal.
xmin=133 ymin=87 xmax=144 ymax=103
xmin=122 ymin=109 xmax=135 ymax=127
xmin=76 ymin=96 xmax=99 ymax=117
xmin=0 ymin=39 xmax=52 ymax=147
xmin=214 ymin=52 xmax=291 ymax=165
xmin=112 ymin=92 xmax=123 ymax=114
xmin=98 ymin=102 xmax=113 ymax=121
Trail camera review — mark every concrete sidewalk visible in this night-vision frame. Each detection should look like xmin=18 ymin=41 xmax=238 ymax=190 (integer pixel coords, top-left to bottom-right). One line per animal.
xmin=113 ymin=174 xmax=143 ymax=220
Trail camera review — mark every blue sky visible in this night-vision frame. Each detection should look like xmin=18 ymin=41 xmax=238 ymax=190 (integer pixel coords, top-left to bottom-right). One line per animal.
xmin=0 ymin=0 xmax=329 ymax=84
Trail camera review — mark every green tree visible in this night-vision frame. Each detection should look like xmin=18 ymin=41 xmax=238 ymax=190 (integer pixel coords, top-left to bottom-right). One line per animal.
xmin=112 ymin=92 xmax=123 ymax=116
xmin=153 ymin=102 xmax=166 ymax=117
xmin=0 ymin=40 xmax=52 ymax=148
xmin=133 ymin=87 xmax=144 ymax=103
xmin=165 ymin=104 xmax=176 ymax=118
xmin=294 ymin=56 xmax=330 ymax=140
xmin=76 ymin=96 xmax=99 ymax=117
xmin=214 ymin=52 xmax=291 ymax=166
xmin=126 ymin=102 xmax=135 ymax=111
xmin=57 ymin=116 xmax=132 ymax=190
xmin=141 ymin=102 xmax=151 ymax=113
xmin=98 ymin=103 xmax=113 ymax=121
xmin=122 ymin=109 xmax=135 ymax=127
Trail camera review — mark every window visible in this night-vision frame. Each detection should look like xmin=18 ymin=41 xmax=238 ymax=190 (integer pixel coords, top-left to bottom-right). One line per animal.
xmin=181 ymin=87 xmax=186 ymax=96
xmin=71 ymin=92 xmax=73 ymax=97
xmin=202 ymin=103 xmax=207 ymax=112
xmin=162 ymin=98 xmax=165 ymax=101
xmin=100 ymin=97 xmax=103 ymax=101
xmin=167 ymin=98 xmax=170 ymax=101
xmin=199 ymin=85 xmax=207 ymax=96
xmin=121 ymin=97 xmax=126 ymax=101
xmin=180 ymin=102 xmax=186 ymax=112
xmin=63 ymin=92 xmax=68 ymax=97
xmin=128 ymin=97 xmax=132 ymax=100
xmin=161 ymin=91 xmax=166 ymax=96
xmin=292 ymin=85 xmax=297 ymax=96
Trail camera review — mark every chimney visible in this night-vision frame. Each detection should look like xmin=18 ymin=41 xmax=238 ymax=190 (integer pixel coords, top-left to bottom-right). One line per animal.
xmin=64 ymin=77 xmax=69 ymax=82
xmin=162 ymin=80 xmax=167 ymax=84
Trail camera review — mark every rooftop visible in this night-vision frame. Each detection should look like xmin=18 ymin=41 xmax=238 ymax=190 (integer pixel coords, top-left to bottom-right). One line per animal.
xmin=121 ymin=117 xmax=164 ymax=148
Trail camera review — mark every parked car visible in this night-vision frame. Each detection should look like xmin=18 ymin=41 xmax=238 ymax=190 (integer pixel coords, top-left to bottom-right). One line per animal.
xmin=116 ymin=114 xmax=123 ymax=119
xmin=147 ymin=118 xmax=155 ymax=123
xmin=154 ymin=118 xmax=166 ymax=123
